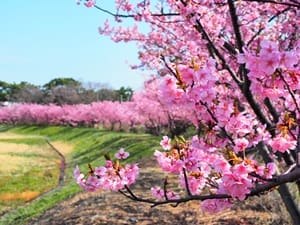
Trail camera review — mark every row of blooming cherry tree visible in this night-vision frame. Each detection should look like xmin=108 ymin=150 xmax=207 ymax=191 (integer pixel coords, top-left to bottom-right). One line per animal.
xmin=73 ymin=0 xmax=300 ymax=223
xmin=0 ymin=79 xmax=194 ymax=135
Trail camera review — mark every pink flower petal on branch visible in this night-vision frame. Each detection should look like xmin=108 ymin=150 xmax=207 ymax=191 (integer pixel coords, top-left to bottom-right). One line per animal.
xmin=115 ymin=148 xmax=130 ymax=160
xmin=84 ymin=0 xmax=96 ymax=8
xmin=160 ymin=136 xmax=171 ymax=150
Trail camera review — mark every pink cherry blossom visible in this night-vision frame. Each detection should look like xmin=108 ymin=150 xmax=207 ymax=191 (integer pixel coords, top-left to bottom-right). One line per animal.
xmin=233 ymin=138 xmax=249 ymax=153
xmin=269 ymin=135 xmax=296 ymax=153
xmin=115 ymin=148 xmax=130 ymax=160
xmin=220 ymin=172 xmax=253 ymax=200
xmin=84 ymin=0 xmax=95 ymax=8
xmin=265 ymin=162 xmax=276 ymax=179
xmin=178 ymin=65 xmax=195 ymax=85
xmin=154 ymin=150 xmax=184 ymax=173
xmin=166 ymin=190 xmax=180 ymax=200
xmin=151 ymin=186 xmax=164 ymax=200
xmin=160 ymin=136 xmax=171 ymax=150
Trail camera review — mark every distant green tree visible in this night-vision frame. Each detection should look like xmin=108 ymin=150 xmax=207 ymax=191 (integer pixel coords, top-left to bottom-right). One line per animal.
xmin=116 ymin=86 xmax=133 ymax=102
xmin=0 ymin=81 xmax=10 ymax=102
xmin=43 ymin=78 xmax=81 ymax=89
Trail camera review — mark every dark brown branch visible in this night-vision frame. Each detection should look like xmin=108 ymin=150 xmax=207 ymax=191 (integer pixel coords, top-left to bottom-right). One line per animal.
xmin=246 ymin=6 xmax=291 ymax=46
xmin=296 ymin=123 xmax=300 ymax=167
xmin=264 ymin=97 xmax=279 ymax=123
xmin=199 ymin=100 xmax=235 ymax=145
xmin=160 ymin=56 xmax=176 ymax=76
xmin=94 ymin=5 xmax=180 ymax=19
xmin=116 ymin=167 xmax=300 ymax=208
xmin=227 ymin=0 xmax=244 ymax=53
xmin=242 ymin=76 xmax=276 ymax=135
xmin=182 ymin=168 xmax=192 ymax=196
xmin=246 ymin=27 xmax=264 ymax=47
xmin=194 ymin=20 xmax=242 ymax=85
xmin=249 ymin=172 xmax=277 ymax=182
xmin=163 ymin=177 xmax=169 ymax=200
xmin=242 ymin=0 xmax=300 ymax=8
xmin=119 ymin=189 xmax=135 ymax=200
xmin=279 ymin=72 xmax=300 ymax=114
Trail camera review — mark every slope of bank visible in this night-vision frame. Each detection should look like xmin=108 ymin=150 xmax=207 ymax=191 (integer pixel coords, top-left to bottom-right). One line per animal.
xmin=0 ymin=125 xmax=160 ymax=225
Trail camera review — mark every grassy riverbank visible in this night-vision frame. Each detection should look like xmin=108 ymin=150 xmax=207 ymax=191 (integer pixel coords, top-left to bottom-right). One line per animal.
xmin=0 ymin=125 xmax=160 ymax=225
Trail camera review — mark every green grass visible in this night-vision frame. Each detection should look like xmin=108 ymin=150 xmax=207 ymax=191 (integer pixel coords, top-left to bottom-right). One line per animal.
xmin=0 ymin=125 xmax=160 ymax=225
xmin=0 ymin=135 xmax=61 ymax=216
xmin=0 ymin=137 xmax=46 ymax=145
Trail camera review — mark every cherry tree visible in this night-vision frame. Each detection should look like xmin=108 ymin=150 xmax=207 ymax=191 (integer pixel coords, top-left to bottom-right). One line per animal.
xmin=0 ymin=94 xmax=190 ymax=132
xmin=134 ymin=77 xmax=195 ymax=136
xmin=74 ymin=0 xmax=300 ymax=223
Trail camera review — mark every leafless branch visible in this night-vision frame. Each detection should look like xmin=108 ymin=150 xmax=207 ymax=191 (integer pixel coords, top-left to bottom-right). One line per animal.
xmin=94 ymin=5 xmax=180 ymax=19
xmin=246 ymin=6 xmax=291 ymax=46
xmin=242 ymin=0 xmax=300 ymax=8
xmin=116 ymin=167 xmax=300 ymax=208
xmin=227 ymin=0 xmax=244 ymax=53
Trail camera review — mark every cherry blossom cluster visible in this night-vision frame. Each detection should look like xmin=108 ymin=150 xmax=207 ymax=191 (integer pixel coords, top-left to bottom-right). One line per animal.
xmin=238 ymin=40 xmax=300 ymax=104
xmin=158 ymin=137 xmax=276 ymax=202
xmin=237 ymin=40 xmax=299 ymax=153
xmin=76 ymin=134 xmax=277 ymax=213
xmin=74 ymin=148 xmax=139 ymax=191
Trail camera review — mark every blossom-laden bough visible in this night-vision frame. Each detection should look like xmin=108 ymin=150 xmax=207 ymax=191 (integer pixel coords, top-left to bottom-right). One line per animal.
xmin=75 ymin=0 xmax=300 ymax=224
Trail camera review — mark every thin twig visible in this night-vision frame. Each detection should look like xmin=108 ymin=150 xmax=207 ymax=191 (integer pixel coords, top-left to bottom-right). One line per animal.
xmin=94 ymin=5 xmax=180 ymax=18
xmin=242 ymin=0 xmax=300 ymax=8
xmin=279 ymin=72 xmax=300 ymax=114
xmin=227 ymin=0 xmax=244 ymax=53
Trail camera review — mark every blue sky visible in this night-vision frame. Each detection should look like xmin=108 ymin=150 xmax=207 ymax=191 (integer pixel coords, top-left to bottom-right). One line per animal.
xmin=0 ymin=1 xmax=147 ymax=90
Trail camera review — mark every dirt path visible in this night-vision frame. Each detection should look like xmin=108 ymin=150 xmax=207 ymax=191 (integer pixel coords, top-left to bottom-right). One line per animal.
xmin=26 ymin=157 xmax=290 ymax=225
xmin=45 ymin=140 xmax=66 ymax=186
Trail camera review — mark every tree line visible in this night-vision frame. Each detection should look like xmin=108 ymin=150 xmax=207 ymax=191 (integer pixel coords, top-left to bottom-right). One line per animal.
xmin=0 ymin=78 xmax=133 ymax=105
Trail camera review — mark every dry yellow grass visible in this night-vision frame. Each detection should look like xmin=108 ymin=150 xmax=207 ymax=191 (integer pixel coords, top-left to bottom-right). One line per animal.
xmin=0 ymin=132 xmax=41 ymax=140
xmin=0 ymin=133 xmax=74 ymax=155
xmin=0 ymin=133 xmax=74 ymax=174
xmin=50 ymin=141 xmax=74 ymax=156
xmin=0 ymin=142 xmax=57 ymax=173
xmin=0 ymin=191 xmax=40 ymax=202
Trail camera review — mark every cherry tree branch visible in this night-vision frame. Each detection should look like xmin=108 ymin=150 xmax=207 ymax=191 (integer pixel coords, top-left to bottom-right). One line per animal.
xmin=193 ymin=20 xmax=242 ymax=85
xmin=263 ymin=98 xmax=280 ymax=124
xmin=296 ymin=122 xmax=300 ymax=167
xmin=242 ymin=0 xmax=300 ymax=8
xmin=279 ymin=72 xmax=300 ymax=115
xmin=199 ymin=100 xmax=235 ymax=145
xmin=93 ymin=5 xmax=180 ymax=19
xmin=227 ymin=0 xmax=244 ymax=53
xmin=182 ymin=167 xmax=192 ymax=196
xmin=246 ymin=6 xmax=291 ymax=46
xmin=117 ymin=167 xmax=300 ymax=208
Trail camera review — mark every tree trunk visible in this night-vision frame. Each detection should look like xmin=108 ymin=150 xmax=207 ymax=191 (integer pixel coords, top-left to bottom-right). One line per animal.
xmin=278 ymin=183 xmax=300 ymax=225
xmin=258 ymin=142 xmax=300 ymax=225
